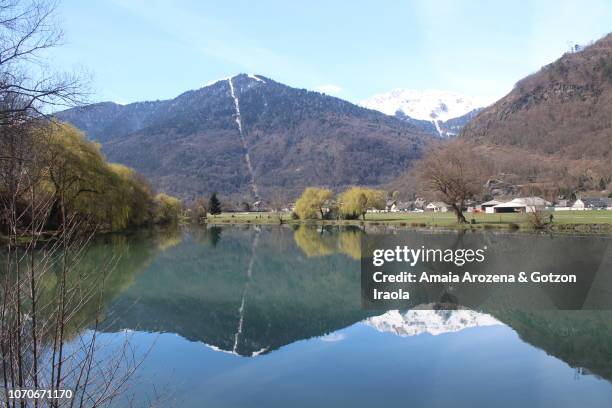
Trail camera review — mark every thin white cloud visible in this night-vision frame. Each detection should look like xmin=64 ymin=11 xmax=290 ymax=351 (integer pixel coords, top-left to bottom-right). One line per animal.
xmin=315 ymin=84 xmax=342 ymax=95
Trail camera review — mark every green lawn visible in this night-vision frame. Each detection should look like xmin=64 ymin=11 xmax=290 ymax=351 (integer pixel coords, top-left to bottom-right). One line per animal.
xmin=366 ymin=210 xmax=612 ymax=225
xmin=206 ymin=210 xmax=612 ymax=230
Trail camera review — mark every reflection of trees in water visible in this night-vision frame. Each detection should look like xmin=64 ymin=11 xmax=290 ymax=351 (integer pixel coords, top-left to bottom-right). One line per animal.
xmin=209 ymin=226 xmax=222 ymax=247
xmin=293 ymin=225 xmax=362 ymax=259
xmin=191 ymin=225 xmax=223 ymax=247
xmin=293 ymin=226 xmax=335 ymax=257
xmin=3 ymin=228 xmax=180 ymax=344
xmin=155 ymin=227 xmax=183 ymax=251
xmin=45 ymin=232 xmax=163 ymax=340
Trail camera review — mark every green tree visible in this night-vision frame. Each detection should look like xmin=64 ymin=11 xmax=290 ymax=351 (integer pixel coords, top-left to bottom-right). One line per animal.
xmin=154 ymin=193 xmax=182 ymax=224
xmin=192 ymin=197 xmax=208 ymax=224
xmin=208 ymin=192 xmax=222 ymax=215
xmin=294 ymin=187 xmax=334 ymax=219
xmin=339 ymin=187 xmax=385 ymax=220
xmin=37 ymin=122 xmax=165 ymax=231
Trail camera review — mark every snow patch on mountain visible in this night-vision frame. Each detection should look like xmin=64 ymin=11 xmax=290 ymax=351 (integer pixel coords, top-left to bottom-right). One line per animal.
xmin=364 ymin=307 xmax=502 ymax=337
xmin=361 ymin=89 xmax=488 ymax=122
xmin=248 ymin=74 xmax=266 ymax=83
xmin=205 ymin=74 xmax=266 ymax=88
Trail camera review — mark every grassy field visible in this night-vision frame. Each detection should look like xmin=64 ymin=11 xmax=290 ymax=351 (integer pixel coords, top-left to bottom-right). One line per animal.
xmin=206 ymin=210 xmax=612 ymax=231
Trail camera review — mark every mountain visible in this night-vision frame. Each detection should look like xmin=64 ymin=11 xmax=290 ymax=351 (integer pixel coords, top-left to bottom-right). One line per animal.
xmin=361 ymin=89 xmax=487 ymax=138
xmin=58 ymin=74 xmax=433 ymax=201
xmin=461 ymin=33 xmax=612 ymax=162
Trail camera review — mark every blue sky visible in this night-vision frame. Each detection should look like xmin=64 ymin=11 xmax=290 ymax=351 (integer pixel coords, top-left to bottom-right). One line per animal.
xmin=50 ymin=0 xmax=612 ymax=105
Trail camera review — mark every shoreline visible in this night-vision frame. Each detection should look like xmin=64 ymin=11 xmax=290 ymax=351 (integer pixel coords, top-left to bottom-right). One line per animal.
xmin=203 ymin=211 xmax=612 ymax=235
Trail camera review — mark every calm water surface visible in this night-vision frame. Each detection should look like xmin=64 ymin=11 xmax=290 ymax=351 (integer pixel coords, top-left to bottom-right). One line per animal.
xmin=74 ymin=226 xmax=612 ymax=407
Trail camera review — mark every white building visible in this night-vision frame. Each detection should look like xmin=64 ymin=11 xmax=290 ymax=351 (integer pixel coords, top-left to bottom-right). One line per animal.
xmin=426 ymin=202 xmax=449 ymax=212
xmin=554 ymin=198 xmax=593 ymax=211
xmin=480 ymin=199 xmax=505 ymax=214
xmin=570 ymin=199 xmax=585 ymax=210
xmin=492 ymin=197 xmax=551 ymax=213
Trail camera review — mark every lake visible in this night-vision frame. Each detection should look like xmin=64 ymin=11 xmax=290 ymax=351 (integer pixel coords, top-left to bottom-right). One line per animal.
xmin=72 ymin=225 xmax=612 ymax=407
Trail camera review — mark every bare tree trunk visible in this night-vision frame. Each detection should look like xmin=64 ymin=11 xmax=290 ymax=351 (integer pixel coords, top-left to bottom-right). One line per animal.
xmin=451 ymin=204 xmax=467 ymax=224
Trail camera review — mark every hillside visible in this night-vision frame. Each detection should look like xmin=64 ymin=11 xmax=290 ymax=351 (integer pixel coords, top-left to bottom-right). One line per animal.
xmin=58 ymin=75 xmax=433 ymax=202
xmin=389 ymin=34 xmax=612 ymax=199
xmin=462 ymin=34 xmax=612 ymax=161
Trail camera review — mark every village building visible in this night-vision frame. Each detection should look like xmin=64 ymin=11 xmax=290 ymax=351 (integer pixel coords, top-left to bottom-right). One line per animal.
xmin=385 ymin=199 xmax=399 ymax=212
xmin=571 ymin=199 xmax=585 ymax=210
xmin=413 ymin=197 xmax=426 ymax=209
xmin=397 ymin=201 xmax=413 ymax=212
xmin=583 ymin=198 xmax=612 ymax=210
xmin=425 ymin=202 xmax=449 ymax=212
xmin=479 ymin=199 xmax=505 ymax=213
xmin=554 ymin=198 xmax=612 ymax=211
xmin=384 ymin=200 xmax=413 ymax=213
xmin=491 ymin=197 xmax=551 ymax=213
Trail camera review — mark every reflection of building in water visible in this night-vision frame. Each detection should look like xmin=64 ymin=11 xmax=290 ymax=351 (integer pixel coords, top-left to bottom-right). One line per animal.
xmin=364 ymin=307 xmax=502 ymax=337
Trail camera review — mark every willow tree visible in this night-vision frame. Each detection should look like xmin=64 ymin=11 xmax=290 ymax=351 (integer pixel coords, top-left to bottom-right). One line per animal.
xmin=37 ymin=122 xmax=161 ymax=231
xmin=106 ymin=163 xmax=154 ymax=229
xmin=294 ymin=187 xmax=333 ymax=219
xmin=38 ymin=122 xmax=109 ymax=225
xmin=154 ymin=193 xmax=182 ymax=224
xmin=339 ymin=187 xmax=385 ymax=220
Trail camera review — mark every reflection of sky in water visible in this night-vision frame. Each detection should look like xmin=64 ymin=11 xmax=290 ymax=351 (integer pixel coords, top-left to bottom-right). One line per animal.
xmin=101 ymin=320 xmax=612 ymax=408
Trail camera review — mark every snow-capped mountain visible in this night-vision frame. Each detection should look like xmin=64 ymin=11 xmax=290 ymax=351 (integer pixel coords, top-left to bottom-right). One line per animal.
xmin=364 ymin=307 xmax=502 ymax=337
xmin=361 ymin=89 xmax=490 ymax=138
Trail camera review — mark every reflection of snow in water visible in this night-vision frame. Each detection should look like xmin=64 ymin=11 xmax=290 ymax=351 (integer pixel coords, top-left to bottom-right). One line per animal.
xmin=232 ymin=233 xmax=260 ymax=353
xmin=199 ymin=233 xmax=264 ymax=357
xmin=365 ymin=306 xmax=502 ymax=337
xmin=251 ymin=347 xmax=268 ymax=356
xmin=202 ymin=342 xmax=267 ymax=357
xmin=320 ymin=333 xmax=346 ymax=342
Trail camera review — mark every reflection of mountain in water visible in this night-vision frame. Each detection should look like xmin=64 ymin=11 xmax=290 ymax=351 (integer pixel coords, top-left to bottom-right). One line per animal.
xmin=83 ymin=225 xmax=612 ymax=381
xmin=492 ymin=310 xmax=612 ymax=382
xmin=365 ymin=307 xmax=502 ymax=337
xmin=100 ymin=226 xmax=374 ymax=357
